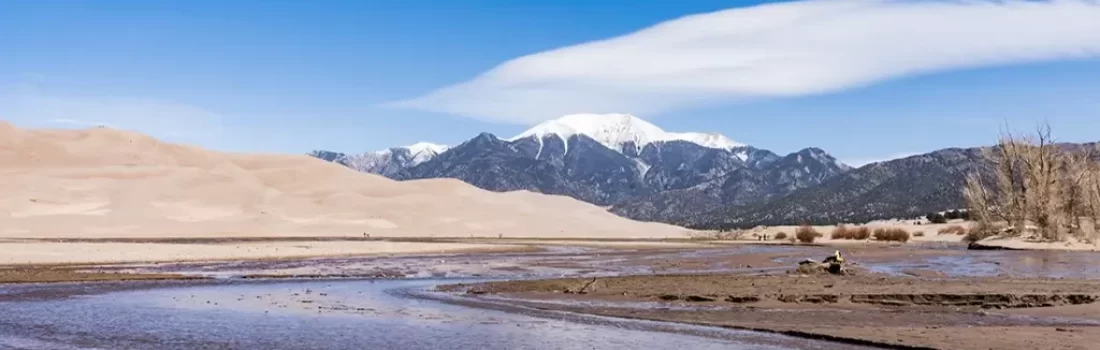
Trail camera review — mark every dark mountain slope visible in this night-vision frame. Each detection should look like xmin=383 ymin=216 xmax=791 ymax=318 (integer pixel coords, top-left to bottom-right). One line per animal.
xmin=398 ymin=133 xmax=650 ymax=205
xmin=683 ymin=147 xmax=991 ymax=229
xmin=611 ymin=147 xmax=851 ymax=222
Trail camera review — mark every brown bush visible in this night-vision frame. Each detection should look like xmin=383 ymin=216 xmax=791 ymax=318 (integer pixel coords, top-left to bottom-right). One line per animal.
xmin=938 ymin=225 xmax=969 ymax=235
xmin=964 ymin=222 xmax=1005 ymax=244
xmin=852 ymin=226 xmax=872 ymax=240
xmin=795 ymin=225 xmax=822 ymax=243
xmin=831 ymin=225 xmax=853 ymax=240
xmin=831 ymin=225 xmax=872 ymax=240
xmin=873 ymin=228 xmax=911 ymax=242
xmin=774 ymin=232 xmax=788 ymax=240
xmin=913 ymin=231 xmax=925 ymax=237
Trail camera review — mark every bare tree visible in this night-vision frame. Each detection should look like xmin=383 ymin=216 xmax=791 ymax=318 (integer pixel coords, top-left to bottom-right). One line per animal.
xmin=964 ymin=123 xmax=1099 ymax=242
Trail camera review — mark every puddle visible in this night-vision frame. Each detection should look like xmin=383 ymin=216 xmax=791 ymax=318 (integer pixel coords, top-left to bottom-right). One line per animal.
xmin=868 ymin=250 xmax=1100 ymax=279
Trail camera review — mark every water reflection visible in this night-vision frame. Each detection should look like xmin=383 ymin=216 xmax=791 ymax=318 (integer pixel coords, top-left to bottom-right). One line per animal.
xmin=0 ymin=279 xmax=866 ymax=350
xmin=866 ymin=250 xmax=1100 ymax=279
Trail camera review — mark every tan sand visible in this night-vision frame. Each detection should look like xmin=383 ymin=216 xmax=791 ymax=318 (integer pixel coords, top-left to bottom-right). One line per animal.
xmin=0 ymin=241 xmax=526 ymax=265
xmin=0 ymin=121 xmax=695 ymax=241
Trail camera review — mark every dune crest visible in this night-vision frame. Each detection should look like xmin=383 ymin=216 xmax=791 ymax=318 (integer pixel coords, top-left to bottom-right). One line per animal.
xmin=0 ymin=122 xmax=693 ymax=239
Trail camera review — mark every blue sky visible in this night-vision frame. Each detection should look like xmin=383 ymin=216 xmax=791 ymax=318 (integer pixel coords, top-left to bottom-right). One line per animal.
xmin=2 ymin=0 xmax=1099 ymax=166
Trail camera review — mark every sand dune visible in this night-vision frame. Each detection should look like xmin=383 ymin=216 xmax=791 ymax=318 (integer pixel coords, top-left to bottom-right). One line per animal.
xmin=0 ymin=121 xmax=694 ymax=239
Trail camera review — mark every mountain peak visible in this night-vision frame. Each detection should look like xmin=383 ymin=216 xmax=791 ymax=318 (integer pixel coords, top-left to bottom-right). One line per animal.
xmin=508 ymin=113 xmax=744 ymax=153
xmin=788 ymin=147 xmax=852 ymax=171
xmin=401 ymin=142 xmax=449 ymax=155
xmin=472 ymin=132 xmax=499 ymax=141
xmin=371 ymin=142 xmax=449 ymax=154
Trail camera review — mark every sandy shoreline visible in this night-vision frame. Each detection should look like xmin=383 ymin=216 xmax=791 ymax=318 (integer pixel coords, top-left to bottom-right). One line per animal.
xmin=0 ymin=240 xmax=535 ymax=266
xmin=0 ymin=235 xmax=765 ymax=267
xmin=3 ymin=231 xmax=1091 ymax=271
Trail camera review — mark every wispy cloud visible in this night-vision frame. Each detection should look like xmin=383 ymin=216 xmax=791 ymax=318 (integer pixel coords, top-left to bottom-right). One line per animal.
xmin=47 ymin=118 xmax=113 ymax=127
xmin=0 ymin=92 xmax=225 ymax=145
xmin=389 ymin=0 xmax=1100 ymax=124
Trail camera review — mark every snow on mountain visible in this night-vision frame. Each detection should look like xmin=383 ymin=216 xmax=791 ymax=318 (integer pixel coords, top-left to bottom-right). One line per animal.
xmin=508 ymin=113 xmax=744 ymax=155
xmin=672 ymin=131 xmax=744 ymax=150
xmin=402 ymin=142 xmax=450 ymax=157
xmin=323 ymin=142 xmax=449 ymax=177
xmin=374 ymin=142 xmax=450 ymax=165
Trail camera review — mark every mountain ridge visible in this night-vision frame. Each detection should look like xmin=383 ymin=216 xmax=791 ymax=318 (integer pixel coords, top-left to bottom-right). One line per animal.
xmin=682 ymin=142 xmax=1100 ymax=229
xmin=309 ymin=114 xmax=851 ymax=224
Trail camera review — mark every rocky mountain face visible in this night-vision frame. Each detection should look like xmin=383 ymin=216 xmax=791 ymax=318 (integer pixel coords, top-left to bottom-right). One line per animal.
xmin=399 ymin=132 xmax=650 ymax=205
xmin=311 ymin=114 xmax=852 ymax=222
xmin=610 ymin=147 xmax=852 ymax=222
xmin=683 ymin=142 xmax=1100 ymax=229
xmin=681 ymin=147 xmax=993 ymax=229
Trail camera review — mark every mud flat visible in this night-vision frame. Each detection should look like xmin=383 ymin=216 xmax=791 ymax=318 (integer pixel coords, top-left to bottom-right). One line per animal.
xmin=440 ymin=274 xmax=1100 ymax=350
xmin=0 ymin=266 xmax=204 ymax=284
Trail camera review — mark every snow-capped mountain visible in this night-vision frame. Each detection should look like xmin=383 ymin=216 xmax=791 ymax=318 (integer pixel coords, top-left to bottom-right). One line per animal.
xmin=508 ymin=113 xmax=744 ymax=156
xmin=371 ymin=142 xmax=450 ymax=166
xmin=309 ymin=142 xmax=448 ymax=178
xmin=310 ymin=113 xmax=852 ymax=225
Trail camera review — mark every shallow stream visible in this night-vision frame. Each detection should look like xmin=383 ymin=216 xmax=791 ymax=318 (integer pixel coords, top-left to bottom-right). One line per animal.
xmin=3 ymin=244 xmax=1099 ymax=349
xmin=0 ymin=279 xmax=873 ymax=350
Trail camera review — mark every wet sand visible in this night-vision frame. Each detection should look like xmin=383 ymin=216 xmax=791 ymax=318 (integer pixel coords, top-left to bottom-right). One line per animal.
xmin=438 ymin=263 xmax=1100 ymax=349
xmin=4 ymin=241 xmax=1100 ymax=349
xmin=0 ymin=266 xmax=204 ymax=284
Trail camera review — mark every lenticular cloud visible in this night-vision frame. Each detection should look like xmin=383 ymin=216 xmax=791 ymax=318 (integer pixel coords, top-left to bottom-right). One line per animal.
xmin=390 ymin=0 xmax=1100 ymax=124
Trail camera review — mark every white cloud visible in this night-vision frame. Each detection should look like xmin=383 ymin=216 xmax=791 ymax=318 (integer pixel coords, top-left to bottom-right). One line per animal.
xmin=389 ymin=0 xmax=1100 ymax=124
xmin=0 ymin=93 xmax=225 ymax=146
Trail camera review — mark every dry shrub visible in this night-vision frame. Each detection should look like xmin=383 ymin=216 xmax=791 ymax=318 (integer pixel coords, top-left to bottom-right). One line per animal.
xmin=913 ymin=231 xmax=925 ymax=237
xmin=872 ymin=228 xmax=886 ymax=240
xmin=831 ymin=225 xmax=872 ymax=240
xmin=964 ymin=123 xmax=1100 ymax=242
xmin=852 ymin=226 xmax=872 ymax=240
xmin=774 ymin=232 xmax=788 ymax=240
xmin=964 ymin=230 xmax=991 ymax=244
xmin=795 ymin=225 xmax=822 ymax=243
xmin=964 ymin=221 xmax=1005 ymax=244
xmin=873 ymin=228 xmax=911 ymax=243
xmin=938 ymin=225 xmax=969 ymax=236
xmin=831 ymin=225 xmax=853 ymax=240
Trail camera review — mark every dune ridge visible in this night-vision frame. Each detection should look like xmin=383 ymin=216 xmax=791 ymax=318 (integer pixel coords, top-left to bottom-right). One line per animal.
xmin=0 ymin=121 xmax=693 ymax=239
